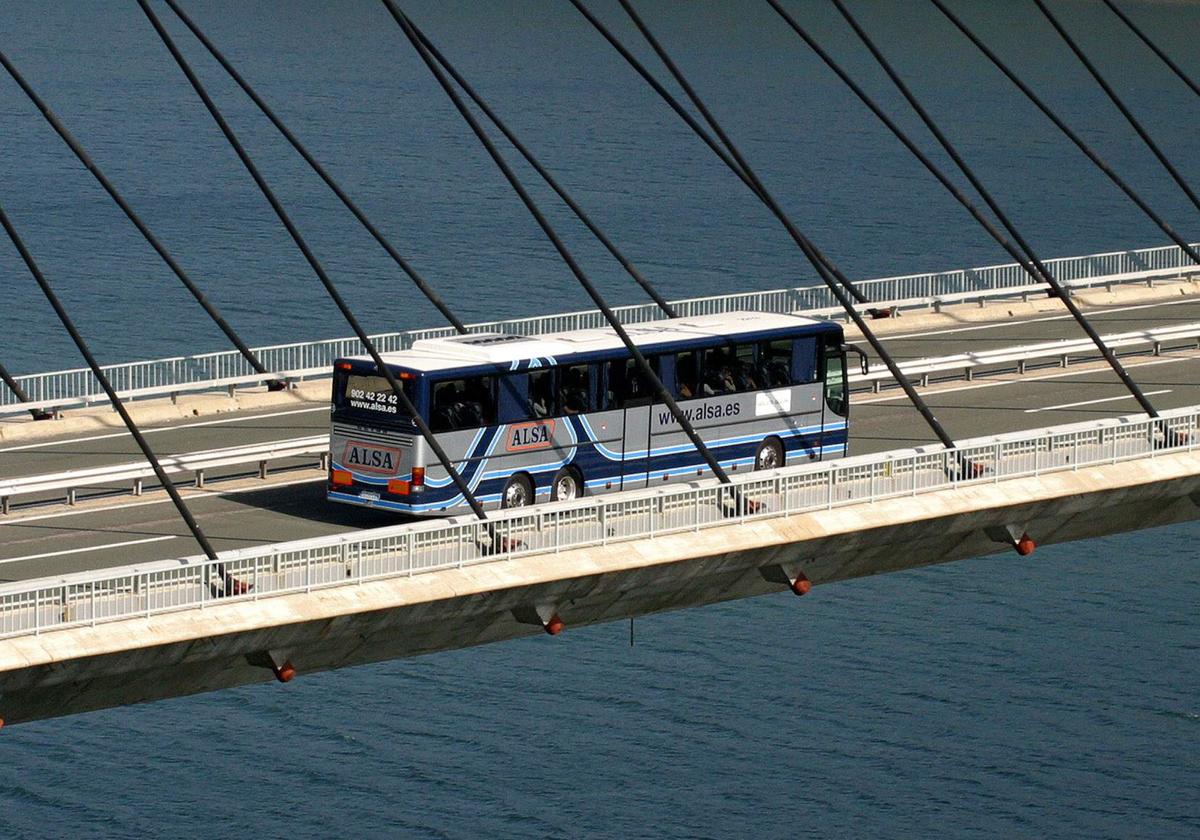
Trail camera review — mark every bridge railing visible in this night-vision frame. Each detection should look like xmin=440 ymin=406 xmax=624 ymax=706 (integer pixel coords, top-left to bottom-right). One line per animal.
xmin=0 ymin=405 xmax=1196 ymax=640
xmin=3 ymin=242 xmax=1197 ymax=416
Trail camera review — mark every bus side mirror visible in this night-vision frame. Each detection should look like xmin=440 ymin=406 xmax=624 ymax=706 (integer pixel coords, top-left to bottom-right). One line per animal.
xmin=842 ymin=344 xmax=869 ymax=376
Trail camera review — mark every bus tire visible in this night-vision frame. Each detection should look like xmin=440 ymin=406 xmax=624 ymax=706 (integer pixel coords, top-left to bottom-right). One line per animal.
xmin=551 ymin=467 xmax=583 ymax=502
xmin=755 ymin=437 xmax=784 ymax=471
xmin=501 ymin=473 xmax=534 ymax=509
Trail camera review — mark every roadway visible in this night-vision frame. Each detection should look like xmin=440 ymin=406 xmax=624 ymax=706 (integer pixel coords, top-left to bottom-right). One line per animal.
xmin=1 ymin=293 xmax=1198 ymax=582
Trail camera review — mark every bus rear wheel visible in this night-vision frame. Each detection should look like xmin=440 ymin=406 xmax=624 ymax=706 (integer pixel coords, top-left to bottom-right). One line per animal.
xmin=551 ymin=467 xmax=582 ymax=502
xmin=755 ymin=437 xmax=784 ymax=471
xmin=501 ymin=473 xmax=534 ymax=509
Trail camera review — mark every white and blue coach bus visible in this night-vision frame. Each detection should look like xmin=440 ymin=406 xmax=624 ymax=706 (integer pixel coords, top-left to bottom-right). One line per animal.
xmin=327 ymin=311 xmax=854 ymax=515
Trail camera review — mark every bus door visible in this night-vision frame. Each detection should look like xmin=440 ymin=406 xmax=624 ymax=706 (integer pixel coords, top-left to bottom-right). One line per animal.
xmin=820 ymin=343 xmax=850 ymax=459
xmin=607 ymin=357 xmax=654 ymax=489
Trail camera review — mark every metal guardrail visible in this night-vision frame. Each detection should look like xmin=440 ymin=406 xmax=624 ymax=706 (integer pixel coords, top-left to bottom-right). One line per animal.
xmin=3 ymin=242 xmax=1197 ymax=417
xmin=0 ymin=406 xmax=1196 ymax=640
xmin=0 ymin=436 xmax=328 ymax=514
xmin=855 ymin=322 xmax=1200 ymax=390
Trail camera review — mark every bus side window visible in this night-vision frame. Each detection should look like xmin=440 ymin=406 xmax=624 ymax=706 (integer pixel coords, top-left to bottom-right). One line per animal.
xmin=604 ymin=356 xmax=659 ymax=408
xmin=528 ymin=368 xmax=554 ymax=418
xmin=628 ymin=356 xmax=664 ymax=406
xmin=733 ymin=344 xmax=758 ymax=391
xmin=561 ymin=363 xmax=592 ymax=414
xmin=602 ymin=359 xmax=623 ymax=410
xmin=497 ymin=373 xmax=528 ymax=424
xmin=674 ymin=350 xmax=699 ymax=399
xmin=758 ymin=339 xmax=794 ymax=388
xmin=793 ymin=337 xmax=818 ymax=384
xmin=702 ymin=344 xmax=757 ymax=395
xmin=430 ymin=375 xmax=496 ymax=431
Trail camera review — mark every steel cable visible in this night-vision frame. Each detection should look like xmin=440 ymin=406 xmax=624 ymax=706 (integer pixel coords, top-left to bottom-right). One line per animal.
xmin=0 ymin=202 xmax=221 ymax=561
xmin=1032 ymin=0 xmax=1200 ymax=217
xmin=580 ymin=0 xmax=956 ymax=449
xmin=384 ymin=2 xmax=735 ymax=484
xmin=161 ymin=0 xmax=469 ymax=334
xmin=929 ymin=0 xmax=1200 ymax=266
xmin=0 ymin=50 xmax=282 ymax=388
xmin=779 ymin=0 xmax=1158 ymax=417
xmin=136 ymin=0 xmax=489 ymax=519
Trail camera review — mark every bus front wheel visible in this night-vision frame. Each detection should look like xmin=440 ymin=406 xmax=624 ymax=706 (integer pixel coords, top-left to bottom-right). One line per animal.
xmin=755 ymin=437 xmax=784 ymax=471
xmin=501 ymin=473 xmax=534 ymax=509
xmin=551 ymin=467 xmax=582 ymax=502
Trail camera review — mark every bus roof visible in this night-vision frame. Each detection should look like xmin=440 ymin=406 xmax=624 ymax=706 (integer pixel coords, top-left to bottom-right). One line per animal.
xmin=344 ymin=311 xmax=836 ymax=373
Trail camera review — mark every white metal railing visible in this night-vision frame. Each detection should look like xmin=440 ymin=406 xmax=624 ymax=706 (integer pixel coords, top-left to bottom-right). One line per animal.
xmin=3 ymin=242 xmax=1197 ymax=416
xmin=0 ymin=436 xmax=328 ymax=513
xmin=0 ymin=406 xmax=1196 ymax=640
xmin=857 ymin=321 xmax=1200 ymax=389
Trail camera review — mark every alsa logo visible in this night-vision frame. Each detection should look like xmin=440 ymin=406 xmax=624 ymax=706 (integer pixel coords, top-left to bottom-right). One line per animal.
xmin=342 ymin=441 xmax=402 ymax=475
xmin=506 ymin=420 xmax=556 ymax=452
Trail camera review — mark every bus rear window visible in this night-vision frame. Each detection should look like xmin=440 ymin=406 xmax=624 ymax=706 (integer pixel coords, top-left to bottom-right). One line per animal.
xmin=338 ymin=373 xmax=414 ymax=417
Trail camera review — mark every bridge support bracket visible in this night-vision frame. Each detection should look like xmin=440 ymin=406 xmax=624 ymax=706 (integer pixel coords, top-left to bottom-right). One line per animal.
xmin=247 ymin=650 xmax=296 ymax=683
xmin=760 ymin=563 xmax=813 ymax=596
xmin=986 ymin=525 xmax=1036 ymax=556
xmin=513 ymin=604 xmax=565 ymax=635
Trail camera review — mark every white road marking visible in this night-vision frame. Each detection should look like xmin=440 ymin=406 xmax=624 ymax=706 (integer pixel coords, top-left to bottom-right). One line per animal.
xmin=1024 ymin=390 xmax=1173 ymax=414
xmin=0 ymin=474 xmax=326 ymax=525
xmin=0 ymin=406 xmax=328 ymax=453
xmin=0 ymin=535 xmax=178 ymax=565
xmin=883 ymin=296 xmax=1200 ymax=340
xmin=858 ymin=353 xmax=1199 ymax=404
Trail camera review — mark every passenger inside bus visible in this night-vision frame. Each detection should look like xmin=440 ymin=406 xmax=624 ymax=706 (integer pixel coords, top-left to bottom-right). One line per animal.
xmin=529 ymin=369 xmax=553 ymax=418
xmin=675 ymin=352 xmax=698 ymax=399
xmin=702 ymin=349 xmax=736 ymax=395
xmin=562 ymin=366 xmax=589 ymax=414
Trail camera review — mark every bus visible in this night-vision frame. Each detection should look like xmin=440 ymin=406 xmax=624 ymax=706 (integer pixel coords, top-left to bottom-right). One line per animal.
xmin=327 ymin=311 xmax=856 ymax=516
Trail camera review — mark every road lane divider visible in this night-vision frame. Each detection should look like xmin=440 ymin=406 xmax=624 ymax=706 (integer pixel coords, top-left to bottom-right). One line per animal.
xmin=0 ymin=536 xmax=178 ymax=566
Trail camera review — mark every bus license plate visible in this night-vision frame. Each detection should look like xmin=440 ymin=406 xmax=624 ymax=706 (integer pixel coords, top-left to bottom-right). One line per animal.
xmin=360 ymin=491 xmax=380 ymax=502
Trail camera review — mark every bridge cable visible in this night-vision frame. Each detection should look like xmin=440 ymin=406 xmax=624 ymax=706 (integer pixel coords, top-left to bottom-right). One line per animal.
xmin=406 ymin=21 xmax=678 ymax=319
xmin=135 ymin=0 xmax=490 ymax=520
xmin=0 ymin=360 xmax=51 ymax=420
xmin=778 ymin=0 xmax=1159 ymax=417
xmin=577 ymin=0 xmax=956 ymax=450
xmin=0 ymin=51 xmax=283 ymax=389
xmin=1032 ymin=0 xmax=1200 ymax=217
xmin=928 ymin=0 xmax=1200 ymax=266
xmin=0 ymin=362 xmax=31 ymax=404
xmin=567 ymin=0 xmax=871 ymax=307
xmin=0 ymin=201 xmax=221 ymax=562
xmin=383 ymin=3 xmax=737 ymax=485
xmin=1100 ymin=0 xmax=1200 ymax=101
xmin=160 ymin=0 xmax=469 ymax=334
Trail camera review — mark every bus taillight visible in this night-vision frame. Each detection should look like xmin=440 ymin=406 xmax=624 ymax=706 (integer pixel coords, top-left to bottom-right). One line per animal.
xmin=331 ymin=469 xmax=353 ymax=486
xmin=411 ymin=467 xmax=425 ymax=488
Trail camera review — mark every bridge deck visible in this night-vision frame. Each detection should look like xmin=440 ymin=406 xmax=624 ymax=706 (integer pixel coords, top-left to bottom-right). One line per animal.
xmin=1 ymin=284 xmax=1197 ymax=584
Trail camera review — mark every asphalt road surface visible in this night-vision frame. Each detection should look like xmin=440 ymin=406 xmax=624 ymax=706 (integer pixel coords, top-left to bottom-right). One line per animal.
xmin=1 ymin=296 xmax=1196 ymax=583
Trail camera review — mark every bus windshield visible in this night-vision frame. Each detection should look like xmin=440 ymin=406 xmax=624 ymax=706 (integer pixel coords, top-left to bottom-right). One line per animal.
xmin=334 ymin=371 xmax=415 ymax=419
